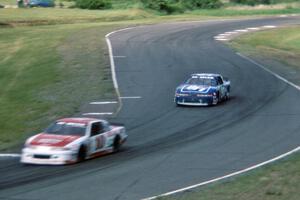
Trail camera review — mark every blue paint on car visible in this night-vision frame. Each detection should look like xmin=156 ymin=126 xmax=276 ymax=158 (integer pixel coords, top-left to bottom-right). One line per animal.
xmin=174 ymin=73 xmax=230 ymax=106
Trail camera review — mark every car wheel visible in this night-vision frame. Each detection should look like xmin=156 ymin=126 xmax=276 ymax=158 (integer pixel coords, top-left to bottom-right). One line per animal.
xmin=225 ymin=92 xmax=230 ymax=101
xmin=212 ymin=92 xmax=219 ymax=105
xmin=176 ymin=102 xmax=182 ymax=107
xmin=113 ymin=136 xmax=121 ymax=152
xmin=77 ymin=146 xmax=86 ymax=162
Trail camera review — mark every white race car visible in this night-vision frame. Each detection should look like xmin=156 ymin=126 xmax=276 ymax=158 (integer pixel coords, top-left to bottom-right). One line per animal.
xmin=21 ymin=118 xmax=127 ymax=165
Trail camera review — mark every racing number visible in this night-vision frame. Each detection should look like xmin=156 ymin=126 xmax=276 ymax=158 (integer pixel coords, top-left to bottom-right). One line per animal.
xmin=96 ymin=135 xmax=105 ymax=150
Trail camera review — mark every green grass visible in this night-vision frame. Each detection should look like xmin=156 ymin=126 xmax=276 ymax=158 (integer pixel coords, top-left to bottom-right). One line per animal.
xmin=230 ymin=26 xmax=300 ymax=68
xmin=0 ymin=8 xmax=154 ymax=26
xmin=0 ymin=0 xmax=15 ymax=5
xmin=188 ymin=7 xmax=300 ymax=16
xmin=158 ymin=26 xmax=300 ymax=200
xmin=0 ymin=23 xmax=124 ymax=151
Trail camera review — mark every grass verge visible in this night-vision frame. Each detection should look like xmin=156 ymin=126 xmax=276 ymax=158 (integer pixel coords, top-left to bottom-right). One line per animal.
xmin=230 ymin=26 xmax=300 ymax=68
xmin=0 ymin=23 xmax=125 ymax=151
xmin=158 ymin=26 xmax=300 ymax=200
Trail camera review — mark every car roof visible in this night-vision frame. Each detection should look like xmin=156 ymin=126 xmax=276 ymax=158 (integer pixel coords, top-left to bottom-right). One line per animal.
xmin=191 ymin=73 xmax=221 ymax=77
xmin=57 ymin=118 xmax=102 ymax=125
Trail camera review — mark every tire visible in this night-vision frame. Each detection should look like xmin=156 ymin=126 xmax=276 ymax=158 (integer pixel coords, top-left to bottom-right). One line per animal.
xmin=225 ymin=92 xmax=230 ymax=101
xmin=77 ymin=146 xmax=86 ymax=163
xmin=113 ymin=136 xmax=121 ymax=152
xmin=212 ymin=92 xmax=219 ymax=105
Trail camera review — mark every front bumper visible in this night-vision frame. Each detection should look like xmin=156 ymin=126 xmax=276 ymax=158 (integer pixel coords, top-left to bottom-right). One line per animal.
xmin=175 ymin=95 xmax=216 ymax=106
xmin=21 ymin=147 xmax=77 ymax=165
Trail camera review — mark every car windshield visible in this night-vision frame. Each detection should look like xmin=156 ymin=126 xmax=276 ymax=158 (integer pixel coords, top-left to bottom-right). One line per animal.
xmin=186 ymin=77 xmax=217 ymax=86
xmin=44 ymin=122 xmax=86 ymax=136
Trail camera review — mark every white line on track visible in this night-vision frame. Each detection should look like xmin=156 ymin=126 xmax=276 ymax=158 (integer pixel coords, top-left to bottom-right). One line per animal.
xmin=90 ymin=101 xmax=118 ymax=105
xmin=105 ymin=27 xmax=135 ymax=114
xmin=235 ymin=29 xmax=249 ymax=32
xmin=82 ymin=112 xmax=113 ymax=116
xmin=215 ymin=38 xmax=229 ymax=41
xmin=113 ymin=56 xmax=127 ymax=58
xmin=263 ymin=25 xmax=277 ymax=28
xmin=237 ymin=53 xmax=300 ymax=91
xmin=143 ymin=146 xmax=300 ymax=200
xmin=225 ymin=31 xmax=238 ymax=34
xmin=0 ymin=154 xmax=20 ymax=157
xmin=247 ymin=27 xmax=260 ymax=30
xmin=214 ymin=36 xmax=226 ymax=39
xmin=120 ymin=96 xmax=142 ymax=99
xmin=218 ymin=33 xmax=231 ymax=36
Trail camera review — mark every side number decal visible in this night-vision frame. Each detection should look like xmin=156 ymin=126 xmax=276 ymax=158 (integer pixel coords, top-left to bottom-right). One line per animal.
xmin=96 ymin=135 xmax=105 ymax=150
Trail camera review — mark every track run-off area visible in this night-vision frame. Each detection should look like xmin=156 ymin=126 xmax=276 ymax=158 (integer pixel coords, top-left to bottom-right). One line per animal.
xmin=0 ymin=16 xmax=300 ymax=200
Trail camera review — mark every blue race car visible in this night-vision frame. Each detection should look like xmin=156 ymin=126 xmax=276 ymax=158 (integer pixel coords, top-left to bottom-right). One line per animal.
xmin=28 ymin=0 xmax=55 ymax=7
xmin=174 ymin=73 xmax=230 ymax=106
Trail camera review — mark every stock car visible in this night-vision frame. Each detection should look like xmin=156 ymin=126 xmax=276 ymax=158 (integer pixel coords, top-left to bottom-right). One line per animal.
xmin=174 ymin=73 xmax=230 ymax=106
xmin=21 ymin=118 xmax=127 ymax=165
xmin=28 ymin=0 xmax=55 ymax=7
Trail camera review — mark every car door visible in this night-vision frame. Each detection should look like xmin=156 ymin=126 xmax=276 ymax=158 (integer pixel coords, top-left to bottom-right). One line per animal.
xmin=89 ymin=121 xmax=107 ymax=154
xmin=216 ymin=76 xmax=226 ymax=98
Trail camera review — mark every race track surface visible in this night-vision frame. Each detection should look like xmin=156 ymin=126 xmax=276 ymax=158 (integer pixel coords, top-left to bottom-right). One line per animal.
xmin=1 ymin=16 xmax=300 ymax=200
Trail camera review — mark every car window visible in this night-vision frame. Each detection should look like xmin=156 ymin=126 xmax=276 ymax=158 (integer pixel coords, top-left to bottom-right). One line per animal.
xmin=45 ymin=122 xmax=86 ymax=136
xmin=102 ymin=121 xmax=111 ymax=132
xmin=216 ymin=77 xmax=223 ymax=85
xmin=186 ymin=77 xmax=217 ymax=86
xmin=91 ymin=122 xmax=106 ymax=136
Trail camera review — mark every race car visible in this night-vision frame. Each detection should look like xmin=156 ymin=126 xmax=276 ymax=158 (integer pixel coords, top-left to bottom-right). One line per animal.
xmin=21 ymin=118 xmax=127 ymax=165
xmin=174 ymin=73 xmax=230 ymax=106
xmin=28 ymin=0 xmax=55 ymax=7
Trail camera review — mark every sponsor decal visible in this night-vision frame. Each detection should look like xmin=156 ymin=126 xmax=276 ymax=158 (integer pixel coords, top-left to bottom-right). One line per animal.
xmin=182 ymin=85 xmax=209 ymax=92
xmin=30 ymin=134 xmax=81 ymax=147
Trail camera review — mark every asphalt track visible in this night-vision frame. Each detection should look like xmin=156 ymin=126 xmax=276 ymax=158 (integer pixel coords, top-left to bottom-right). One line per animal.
xmin=1 ymin=16 xmax=300 ymax=200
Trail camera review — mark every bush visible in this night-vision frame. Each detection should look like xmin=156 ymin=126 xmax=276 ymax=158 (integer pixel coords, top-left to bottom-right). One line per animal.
xmin=75 ymin=0 xmax=112 ymax=9
xmin=142 ymin=0 xmax=223 ymax=13
xmin=182 ymin=0 xmax=223 ymax=9
xmin=230 ymin=0 xmax=271 ymax=6
xmin=142 ymin=0 xmax=184 ymax=14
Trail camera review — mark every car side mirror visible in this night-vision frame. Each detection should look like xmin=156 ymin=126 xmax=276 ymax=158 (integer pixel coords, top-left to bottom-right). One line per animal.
xmin=223 ymin=77 xmax=229 ymax=81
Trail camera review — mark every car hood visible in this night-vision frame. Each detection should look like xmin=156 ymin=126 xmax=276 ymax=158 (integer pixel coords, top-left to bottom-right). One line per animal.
xmin=29 ymin=133 xmax=82 ymax=147
xmin=179 ymin=85 xmax=211 ymax=93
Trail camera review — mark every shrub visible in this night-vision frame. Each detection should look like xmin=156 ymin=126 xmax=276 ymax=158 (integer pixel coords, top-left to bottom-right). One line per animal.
xmin=75 ymin=0 xmax=112 ymax=9
xmin=142 ymin=0 xmax=184 ymax=14
xmin=142 ymin=0 xmax=223 ymax=13
xmin=182 ymin=0 xmax=223 ymax=9
xmin=230 ymin=0 xmax=271 ymax=6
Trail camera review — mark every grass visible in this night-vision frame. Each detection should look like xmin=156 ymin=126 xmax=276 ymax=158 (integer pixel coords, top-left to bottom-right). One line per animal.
xmin=0 ymin=23 xmax=124 ymax=151
xmin=0 ymin=8 xmax=155 ymax=26
xmin=230 ymin=26 xmax=300 ymax=68
xmin=158 ymin=26 xmax=300 ymax=200
xmin=0 ymin=0 xmax=15 ymax=5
